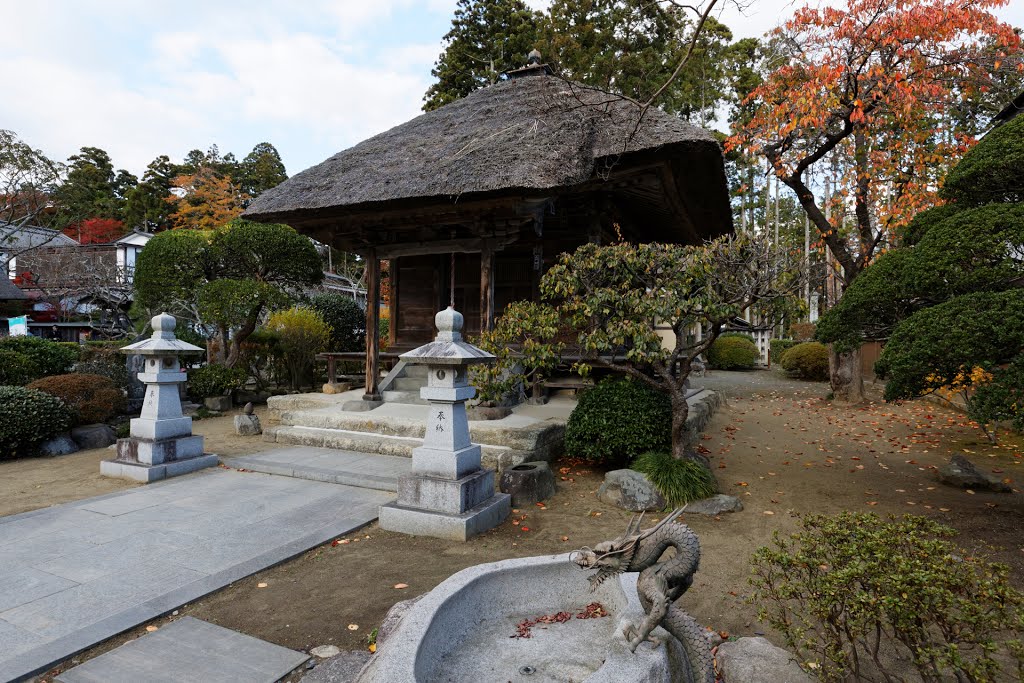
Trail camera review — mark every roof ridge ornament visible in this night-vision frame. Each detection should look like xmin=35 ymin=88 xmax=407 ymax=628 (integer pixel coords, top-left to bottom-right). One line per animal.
xmin=506 ymin=48 xmax=553 ymax=79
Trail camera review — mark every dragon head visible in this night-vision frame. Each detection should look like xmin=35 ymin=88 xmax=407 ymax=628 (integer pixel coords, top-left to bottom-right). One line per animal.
xmin=571 ymin=508 xmax=687 ymax=591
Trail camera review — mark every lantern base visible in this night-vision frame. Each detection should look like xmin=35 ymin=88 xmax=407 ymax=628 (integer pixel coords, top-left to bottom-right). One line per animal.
xmin=378 ymin=492 xmax=510 ymax=542
xmin=100 ymin=453 xmax=219 ymax=483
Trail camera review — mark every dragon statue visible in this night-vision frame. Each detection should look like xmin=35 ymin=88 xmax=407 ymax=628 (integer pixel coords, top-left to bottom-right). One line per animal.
xmin=572 ymin=508 xmax=714 ymax=683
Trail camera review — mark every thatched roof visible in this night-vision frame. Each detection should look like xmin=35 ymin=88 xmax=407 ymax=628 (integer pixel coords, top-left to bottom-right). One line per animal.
xmin=245 ymin=73 xmax=730 ymax=234
xmin=0 ymin=277 xmax=27 ymax=301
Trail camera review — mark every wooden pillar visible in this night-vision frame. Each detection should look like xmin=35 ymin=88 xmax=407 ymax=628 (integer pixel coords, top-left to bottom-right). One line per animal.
xmin=364 ymin=251 xmax=381 ymax=401
xmin=388 ymin=258 xmax=398 ymax=348
xmin=480 ymin=242 xmax=495 ymax=332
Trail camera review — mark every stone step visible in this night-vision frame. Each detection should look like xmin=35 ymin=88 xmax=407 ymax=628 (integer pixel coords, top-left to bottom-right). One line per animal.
xmin=382 ymin=390 xmax=429 ymax=405
xmin=229 ymin=446 xmax=410 ymax=492
xmin=264 ymin=425 xmax=544 ymax=472
xmin=275 ymin=408 xmax=562 ymax=454
xmin=390 ymin=377 xmax=426 ymax=391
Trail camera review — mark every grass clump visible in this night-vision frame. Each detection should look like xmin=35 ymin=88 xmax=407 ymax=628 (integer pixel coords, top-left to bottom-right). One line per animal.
xmin=631 ymin=451 xmax=717 ymax=507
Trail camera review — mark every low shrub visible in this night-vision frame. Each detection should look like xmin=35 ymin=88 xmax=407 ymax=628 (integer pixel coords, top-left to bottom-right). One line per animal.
xmin=565 ymin=377 xmax=671 ymax=464
xmin=266 ymin=307 xmax=332 ymax=390
xmin=778 ymin=341 xmax=829 ymax=381
xmin=707 ymin=335 xmax=759 ymax=370
xmin=0 ymin=335 xmax=79 ymax=379
xmin=718 ymin=331 xmax=756 ymax=343
xmin=73 ymin=359 xmax=131 ymax=391
xmin=631 ymin=451 xmax=717 ymax=506
xmin=309 ymin=293 xmax=365 ymax=352
xmin=0 ymin=386 xmax=73 ymax=458
xmin=750 ymin=512 xmax=1024 ymax=682
xmin=0 ymin=349 xmax=40 ymax=386
xmin=769 ymin=339 xmax=799 ymax=365
xmin=27 ymin=373 xmax=127 ymax=425
xmin=187 ymin=364 xmax=247 ymax=400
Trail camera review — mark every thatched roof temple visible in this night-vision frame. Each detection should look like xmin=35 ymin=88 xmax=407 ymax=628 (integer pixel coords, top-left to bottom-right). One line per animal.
xmin=245 ymin=62 xmax=733 ymax=403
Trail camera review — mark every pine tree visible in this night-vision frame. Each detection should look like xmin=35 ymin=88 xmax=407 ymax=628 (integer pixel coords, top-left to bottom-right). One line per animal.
xmin=422 ymin=0 xmax=543 ymax=112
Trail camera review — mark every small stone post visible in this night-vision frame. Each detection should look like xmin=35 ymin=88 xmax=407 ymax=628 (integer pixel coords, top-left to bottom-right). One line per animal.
xmin=378 ymin=307 xmax=510 ymax=541
xmin=100 ymin=312 xmax=218 ymax=482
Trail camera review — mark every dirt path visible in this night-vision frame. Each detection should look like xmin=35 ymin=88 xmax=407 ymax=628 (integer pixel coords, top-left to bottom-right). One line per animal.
xmin=19 ymin=373 xmax=1023 ymax=680
xmin=0 ymin=406 xmax=275 ymax=518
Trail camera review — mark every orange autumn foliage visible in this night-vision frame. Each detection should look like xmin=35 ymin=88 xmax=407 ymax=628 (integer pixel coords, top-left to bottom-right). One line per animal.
xmin=727 ymin=0 xmax=1021 ymax=285
xmin=166 ymin=166 xmax=249 ymax=231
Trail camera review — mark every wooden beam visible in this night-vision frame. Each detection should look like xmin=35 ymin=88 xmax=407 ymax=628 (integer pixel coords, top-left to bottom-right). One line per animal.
xmin=480 ymin=242 xmax=495 ymax=332
xmin=363 ymin=250 xmax=382 ymax=401
xmin=371 ymin=239 xmax=482 ymax=260
xmin=388 ymin=258 xmax=398 ymax=347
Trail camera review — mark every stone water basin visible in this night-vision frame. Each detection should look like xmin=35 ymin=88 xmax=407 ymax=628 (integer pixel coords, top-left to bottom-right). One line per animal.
xmin=356 ymin=554 xmax=688 ymax=683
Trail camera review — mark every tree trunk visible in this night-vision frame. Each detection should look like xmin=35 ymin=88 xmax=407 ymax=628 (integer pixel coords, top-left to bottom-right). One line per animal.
xmin=670 ymin=389 xmax=695 ymax=461
xmin=829 ymin=345 xmax=864 ymax=403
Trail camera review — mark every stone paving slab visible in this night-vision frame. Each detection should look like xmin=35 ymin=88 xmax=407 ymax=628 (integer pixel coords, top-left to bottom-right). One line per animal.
xmin=230 ymin=446 xmax=411 ymax=492
xmin=56 ymin=616 xmax=309 ymax=683
xmin=0 ymin=468 xmax=391 ymax=682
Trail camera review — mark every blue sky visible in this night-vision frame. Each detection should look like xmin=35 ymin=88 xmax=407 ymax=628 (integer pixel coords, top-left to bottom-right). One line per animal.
xmin=2 ymin=0 xmax=1021 ymax=178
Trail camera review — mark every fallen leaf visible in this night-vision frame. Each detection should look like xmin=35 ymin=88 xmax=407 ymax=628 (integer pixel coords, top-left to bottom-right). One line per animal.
xmin=394 ymin=583 xmax=409 ymax=589
xmin=368 ymin=643 xmax=376 ymax=653
xmin=348 ymin=624 xmax=359 ymax=631
xmin=257 ymin=582 xmax=268 ymax=588
xmin=145 ymin=625 xmax=158 ymax=632
xmin=561 ymin=536 xmax=569 ymax=542
xmin=763 ymin=510 xmax=775 ymax=515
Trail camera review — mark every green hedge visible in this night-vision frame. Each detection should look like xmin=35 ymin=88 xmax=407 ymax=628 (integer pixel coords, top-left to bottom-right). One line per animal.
xmin=770 ymin=339 xmax=799 ymax=364
xmin=0 ymin=386 xmax=73 ymax=458
xmin=708 ymin=335 xmax=759 ymax=370
xmin=309 ymin=293 xmax=365 ymax=352
xmin=565 ymin=377 xmax=671 ymax=464
xmin=187 ymin=364 xmax=247 ymax=400
xmin=778 ymin=341 xmax=830 ymax=381
xmin=0 ymin=336 xmax=79 ymax=380
xmin=0 ymin=350 xmax=40 ymax=386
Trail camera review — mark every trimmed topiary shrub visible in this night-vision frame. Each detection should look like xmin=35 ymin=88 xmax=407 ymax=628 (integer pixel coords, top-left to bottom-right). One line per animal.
xmin=769 ymin=338 xmax=799 ymax=365
xmin=27 ymin=373 xmax=127 ymax=425
xmin=0 ymin=386 xmax=73 ymax=458
xmin=0 ymin=336 xmax=79 ymax=380
xmin=565 ymin=377 xmax=671 ymax=464
xmin=309 ymin=293 xmax=365 ymax=352
xmin=631 ymin=451 xmax=717 ymax=506
xmin=708 ymin=335 xmax=759 ymax=370
xmin=751 ymin=512 xmax=1024 ymax=682
xmin=718 ymin=331 xmax=756 ymax=343
xmin=778 ymin=341 xmax=830 ymax=381
xmin=187 ymin=364 xmax=248 ymax=400
xmin=0 ymin=350 xmax=40 ymax=386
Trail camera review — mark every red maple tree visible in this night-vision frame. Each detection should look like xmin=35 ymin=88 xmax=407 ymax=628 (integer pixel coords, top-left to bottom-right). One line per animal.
xmin=727 ymin=0 xmax=1021 ymax=401
xmin=64 ymin=217 xmax=127 ymax=244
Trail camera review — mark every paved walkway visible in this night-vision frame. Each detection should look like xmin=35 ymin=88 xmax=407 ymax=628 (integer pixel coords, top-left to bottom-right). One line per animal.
xmin=0 ymin=464 xmax=393 ymax=682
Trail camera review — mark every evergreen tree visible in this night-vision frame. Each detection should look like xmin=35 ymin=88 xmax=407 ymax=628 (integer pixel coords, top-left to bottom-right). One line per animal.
xmin=124 ymin=155 xmax=177 ymax=231
xmin=422 ymin=0 xmax=544 ymax=112
xmin=544 ymin=0 xmax=734 ymax=123
xmin=53 ymin=147 xmax=123 ymax=227
xmin=238 ymin=142 xmax=287 ymax=199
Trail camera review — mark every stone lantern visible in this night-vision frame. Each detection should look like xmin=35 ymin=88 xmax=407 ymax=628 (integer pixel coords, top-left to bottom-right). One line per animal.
xmin=378 ymin=307 xmax=510 ymax=541
xmin=100 ymin=313 xmax=218 ymax=482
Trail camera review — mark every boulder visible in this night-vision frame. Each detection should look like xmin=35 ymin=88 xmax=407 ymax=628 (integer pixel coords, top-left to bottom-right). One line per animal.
xmin=322 ymin=382 xmax=352 ymax=395
xmin=71 ymin=424 xmax=117 ymax=450
xmin=499 ymin=461 xmax=556 ymax=506
xmin=204 ymin=395 xmax=233 ymax=412
xmin=466 ymin=405 xmax=513 ymax=421
xmin=234 ymin=414 xmax=263 ymax=436
xmin=596 ymin=469 xmax=666 ymax=512
xmin=301 ymin=650 xmax=373 ymax=683
xmin=38 ymin=433 xmax=79 ymax=457
xmin=685 ymin=494 xmax=743 ymax=516
xmin=717 ymin=637 xmax=814 ymax=683
xmin=938 ymin=454 xmax=1012 ymax=493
